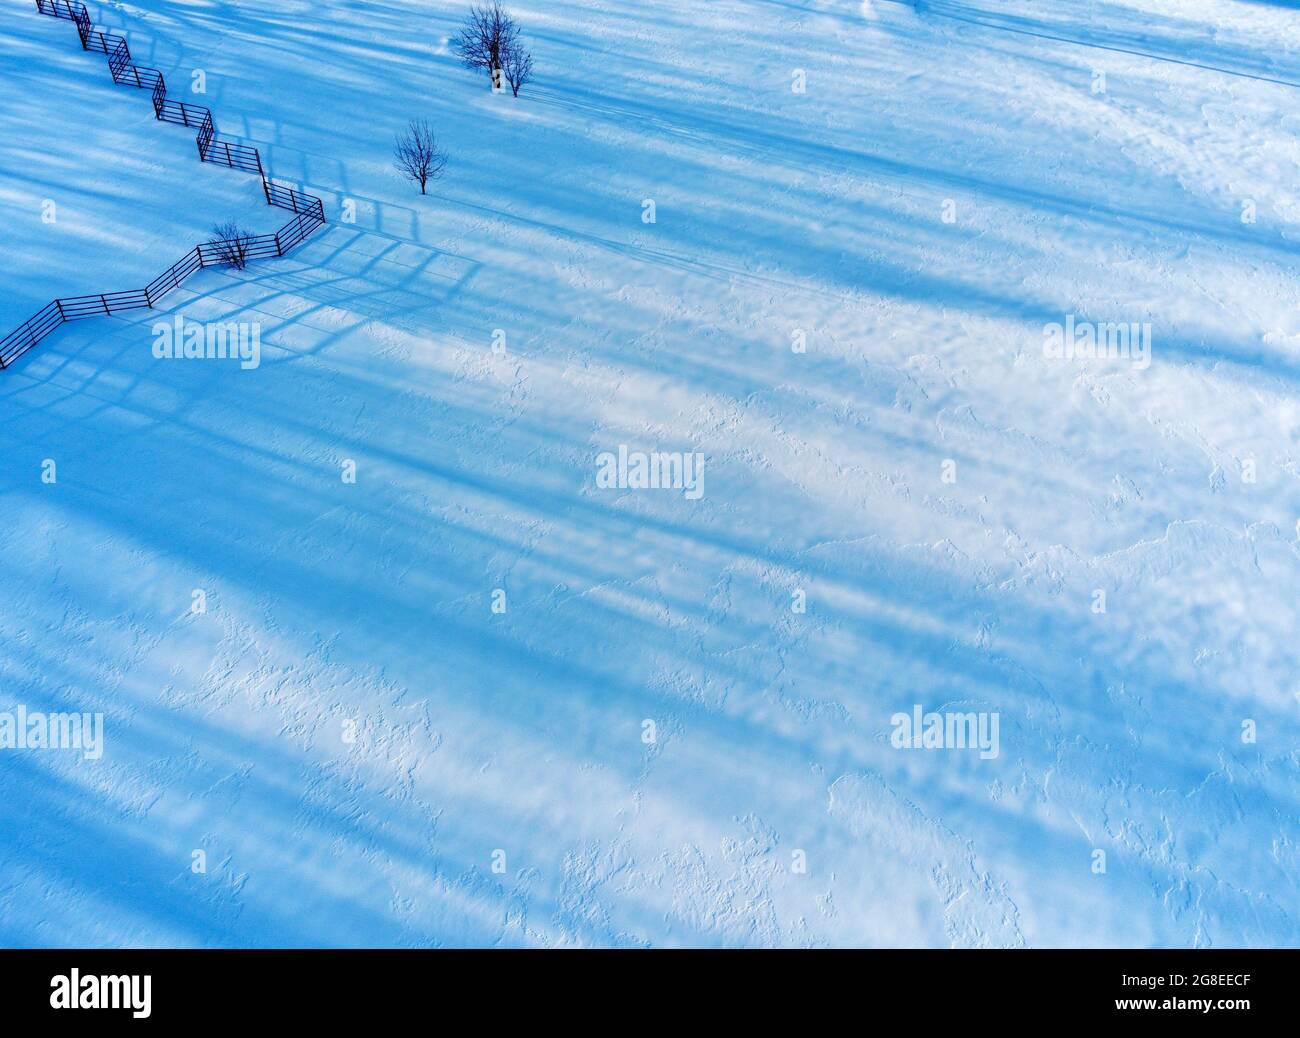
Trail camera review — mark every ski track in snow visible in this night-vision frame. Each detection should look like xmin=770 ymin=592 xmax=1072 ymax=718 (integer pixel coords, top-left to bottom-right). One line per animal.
xmin=0 ymin=0 xmax=1297 ymax=947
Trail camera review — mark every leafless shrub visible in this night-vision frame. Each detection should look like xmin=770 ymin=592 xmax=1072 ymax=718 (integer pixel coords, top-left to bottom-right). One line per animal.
xmin=501 ymin=39 xmax=532 ymax=97
xmin=211 ymin=222 xmax=252 ymax=270
xmin=393 ymin=119 xmax=449 ymax=194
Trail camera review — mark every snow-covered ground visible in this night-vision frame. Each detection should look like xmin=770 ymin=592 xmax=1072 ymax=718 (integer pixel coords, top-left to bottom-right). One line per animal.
xmin=0 ymin=0 xmax=1297 ymax=947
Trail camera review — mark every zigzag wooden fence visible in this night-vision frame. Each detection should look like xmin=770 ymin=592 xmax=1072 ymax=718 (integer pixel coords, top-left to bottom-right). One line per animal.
xmin=0 ymin=0 xmax=327 ymax=370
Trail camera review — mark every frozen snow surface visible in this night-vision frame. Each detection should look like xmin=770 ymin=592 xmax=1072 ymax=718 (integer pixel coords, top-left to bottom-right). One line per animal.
xmin=1 ymin=0 xmax=1298 ymax=947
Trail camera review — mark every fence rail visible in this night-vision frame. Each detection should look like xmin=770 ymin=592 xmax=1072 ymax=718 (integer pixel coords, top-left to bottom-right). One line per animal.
xmin=0 ymin=0 xmax=328 ymax=370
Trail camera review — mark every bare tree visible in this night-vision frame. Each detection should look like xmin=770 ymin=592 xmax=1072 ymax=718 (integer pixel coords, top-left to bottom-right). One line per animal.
xmin=501 ymin=39 xmax=532 ymax=97
xmin=393 ymin=119 xmax=448 ymax=194
xmin=211 ymin=222 xmax=252 ymax=270
xmin=454 ymin=3 xmax=519 ymax=88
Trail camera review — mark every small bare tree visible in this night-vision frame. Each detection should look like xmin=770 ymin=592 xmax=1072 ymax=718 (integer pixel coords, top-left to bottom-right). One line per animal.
xmin=211 ymin=221 xmax=252 ymax=270
xmin=454 ymin=3 xmax=519 ymax=88
xmin=393 ymin=119 xmax=448 ymax=194
xmin=501 ymin=40 xmax=532 ymax=97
